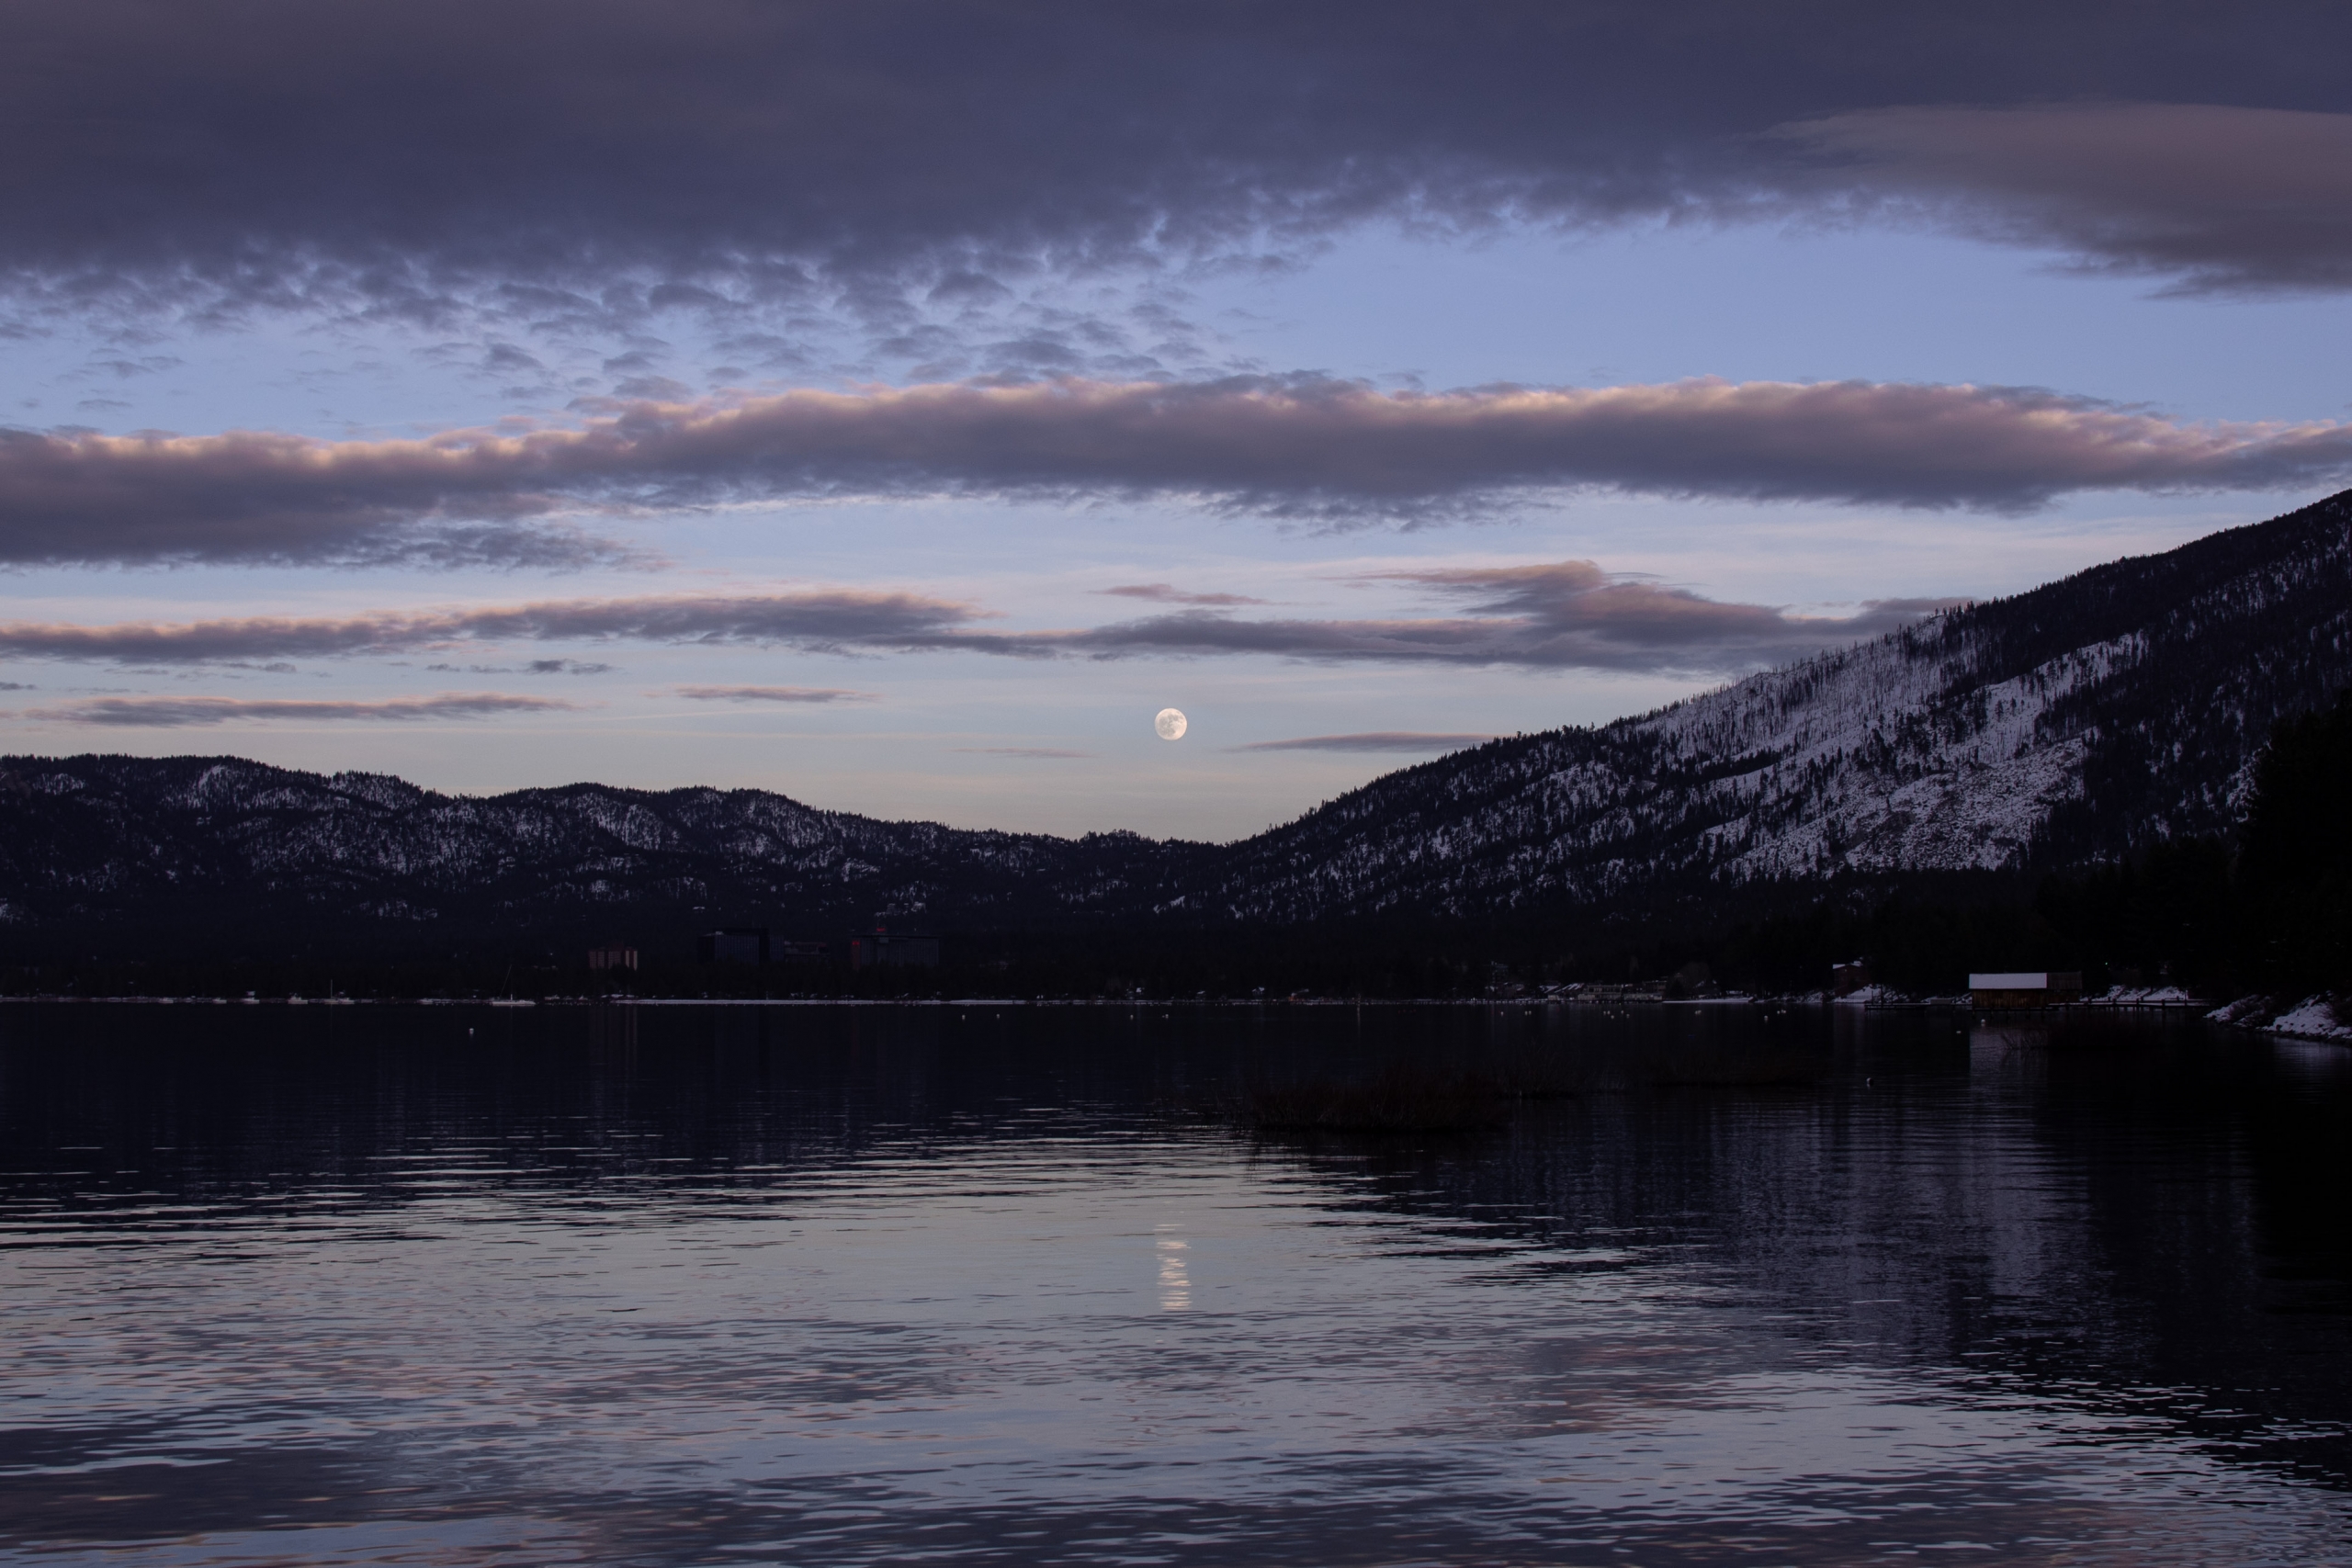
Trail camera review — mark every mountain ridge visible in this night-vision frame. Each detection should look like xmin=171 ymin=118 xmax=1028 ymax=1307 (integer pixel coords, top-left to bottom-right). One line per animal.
xmin=4 ymin=491 xmax=2348 ymax=952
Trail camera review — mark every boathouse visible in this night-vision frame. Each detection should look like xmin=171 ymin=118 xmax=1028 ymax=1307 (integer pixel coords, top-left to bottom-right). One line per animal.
xmin=1969 ymin=971 xmax=2084 ymax=1009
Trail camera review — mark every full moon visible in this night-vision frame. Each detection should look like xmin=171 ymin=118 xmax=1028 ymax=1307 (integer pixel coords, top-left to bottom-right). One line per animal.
xmin=1154 ymin=707 xmax=1188 ymax=740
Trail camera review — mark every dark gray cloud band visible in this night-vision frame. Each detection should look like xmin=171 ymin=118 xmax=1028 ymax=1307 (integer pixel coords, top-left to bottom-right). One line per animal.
xmin=6 ymin=2 xmax=2350 ymax=320
xmin=9 ymin=377 xmax=2351 ymax=565
xmin=1783 ymin=104 xmax=2352 ymax=296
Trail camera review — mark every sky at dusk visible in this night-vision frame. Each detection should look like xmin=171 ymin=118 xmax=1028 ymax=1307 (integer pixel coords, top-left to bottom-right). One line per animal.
xmin=5 ymin=1 xmax=2351 ymax=840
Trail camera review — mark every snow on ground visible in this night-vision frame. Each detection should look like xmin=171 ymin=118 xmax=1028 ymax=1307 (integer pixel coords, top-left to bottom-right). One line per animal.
xmin=2267 ymin=997 xmax=2352 ymax=1043
xmin=2208 ymin=993 xmax=2351 ymax=1041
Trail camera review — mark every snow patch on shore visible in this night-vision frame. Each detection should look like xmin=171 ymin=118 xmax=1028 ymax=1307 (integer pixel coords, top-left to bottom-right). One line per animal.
xmin=2269 ymin=997 xmax=2352 ymax=1043
xmin=2210 ymin=993 xmax=2351 ymax=1041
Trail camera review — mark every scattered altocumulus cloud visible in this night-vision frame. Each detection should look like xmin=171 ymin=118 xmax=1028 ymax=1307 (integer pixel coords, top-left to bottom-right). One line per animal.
xmin=23 ymin=693 xmax=580 ymax=727
xmin=9 ymin=377 xmax=2352 ymax=566
xmin=6 ymin=3 xmax=2350 ymax=332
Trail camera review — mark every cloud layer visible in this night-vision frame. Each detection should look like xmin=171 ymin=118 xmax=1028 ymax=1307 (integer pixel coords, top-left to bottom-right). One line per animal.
xmin=0 ymin=591 xmax=983 ymax=662
xmin=0 ymin=564 xmax=1952 ymax=679
xmin=11 ymin=377 xmax=2352 ymax=564
xmin=24 ymin=693 xmax=578 ymax=727
xmin=6 ymin=2 xmax=2348 ymax=321
xmin=1785 ymin=104 xmax=2352 ymax=296
xmin=1102 ymin=584 xmax=1271 ymax=607
xmin=1052 ymin=564 xmax=1952 ymax=675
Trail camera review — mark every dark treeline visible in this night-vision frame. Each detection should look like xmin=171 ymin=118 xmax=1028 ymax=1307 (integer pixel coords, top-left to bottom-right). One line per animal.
xmin=6 ymin=695 xmax=2347 ymax=1006
xmin=1717 ymin=688 xmax=2351 ymax=1000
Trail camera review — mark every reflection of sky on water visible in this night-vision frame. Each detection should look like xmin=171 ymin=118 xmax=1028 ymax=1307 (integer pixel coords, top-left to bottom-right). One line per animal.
xmin=0 ymin=1004 xmax=2346 ymax=1564
xmin=2272 ymin=1036 xmax=2352 ymax=1084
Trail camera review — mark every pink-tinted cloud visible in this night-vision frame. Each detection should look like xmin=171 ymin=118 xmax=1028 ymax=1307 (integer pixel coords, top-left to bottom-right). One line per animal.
xmin=0 ymin=563 xmax=1951 ymax=677
xmin=25 ymin=693 xmax=580 ymax=727
xmin=1048 ymin=564 xmax=1953 ymax=674
xmin=9 ymin=377 xmax=2352 ymax=565
xmin=0 ymin=422 xmax=642 ymax=567
xmin=0 ymin=590 xmax=986 ymax=663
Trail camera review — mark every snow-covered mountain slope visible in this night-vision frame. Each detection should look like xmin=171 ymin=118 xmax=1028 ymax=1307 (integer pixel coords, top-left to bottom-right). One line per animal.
xmin=3 ymin=491 xmax=2348 ymax=941
xmin=1204 ymin=491 xmax=2352 ymax=919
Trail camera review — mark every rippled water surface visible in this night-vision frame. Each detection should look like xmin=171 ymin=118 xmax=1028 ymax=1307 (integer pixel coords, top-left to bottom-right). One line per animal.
xmin=3 ymin=1001 xmax=2348 ymax=1564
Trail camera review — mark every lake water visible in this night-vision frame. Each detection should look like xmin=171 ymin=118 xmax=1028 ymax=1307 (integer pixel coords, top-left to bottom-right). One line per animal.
xmin=2 ymin=1000 xmax=2347 ymax=1565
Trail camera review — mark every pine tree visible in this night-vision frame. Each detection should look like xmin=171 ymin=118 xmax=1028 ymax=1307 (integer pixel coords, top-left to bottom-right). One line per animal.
xmin=2238 ymin=690 xmax=2352 ymax=998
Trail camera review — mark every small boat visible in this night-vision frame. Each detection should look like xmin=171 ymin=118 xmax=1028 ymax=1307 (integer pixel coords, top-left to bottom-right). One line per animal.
xmin=488 ymin=965 xmax=536 ymax=1007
